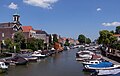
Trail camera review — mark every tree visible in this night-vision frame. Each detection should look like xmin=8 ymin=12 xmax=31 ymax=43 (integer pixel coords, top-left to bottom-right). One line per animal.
xmin=14 ymin=31 xmax=25 ymax=44
xmin=49 ymin=34 xmax=53 ymax=48
xmin=4 ymin=38 xmax=13 ymax=50
xmin=110 ymin=30 xmax=115 ymax=34
xmin=14 ymin=31 xmax=25 ymax=52
xmin=53 ymin=34 xmax=58 ymax=43
xmin=27 ymin=38 xmax=38 ymax=51
xmin=26 ymin=38 xmax=44 ymax=51
xmin=21 ymin=39 xmax=26 ymax=49
xmin=78 ymin=34 xmax=86 ymax=44
xmin=37 ymin=39 xmax=44 ymax=50
xmin=115 ymin=26 xmax=120 ymax=34
xmin=0 ymin=41 xmax=4 ymax=53
xmin=49 ymin=34 xmax=52 ymax=44
xmin=98 ymin=30 xmax=117 ymax=46
xmin=86 ymin=38 xmax=91 ymax=44
xmin=64 ymin=39 xmax=70 ymax=46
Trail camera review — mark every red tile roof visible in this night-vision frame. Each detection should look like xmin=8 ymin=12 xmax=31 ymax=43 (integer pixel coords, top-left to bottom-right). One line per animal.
xmin=113 ymin=34 xmax=120 ymax=37
xmin=22 ymin=26 xmax=33 ymax=32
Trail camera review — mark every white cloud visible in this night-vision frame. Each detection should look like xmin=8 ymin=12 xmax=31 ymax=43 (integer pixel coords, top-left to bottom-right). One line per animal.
xmin=102 ymin=22 xmax=120 ymax=26
xmin=8 ymin=2 xmax=18 ymax=10
xmin=97 ymin=8 xmax=102 ymax=12
xmin=23 ymin=0 xmax=58 ymax=9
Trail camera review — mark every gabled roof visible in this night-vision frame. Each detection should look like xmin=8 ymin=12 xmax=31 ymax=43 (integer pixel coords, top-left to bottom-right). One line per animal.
xmin=22 ymin=26 xmax=33 ymax=32
xmin=35 ymin=30 xmax=49 ymax=36
xmin=35 ymin=30 xmax=42 ymax=34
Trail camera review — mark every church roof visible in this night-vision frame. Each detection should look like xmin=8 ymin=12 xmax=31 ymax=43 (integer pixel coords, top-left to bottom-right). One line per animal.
xmin=22 ymin=26 xmax=33 ymax=32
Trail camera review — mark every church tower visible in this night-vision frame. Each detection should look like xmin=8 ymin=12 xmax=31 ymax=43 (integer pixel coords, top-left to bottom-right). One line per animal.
xmin=13 ymin=13 xmax=20 ymax=22
xmin=12 ymin=13 xmax=22 ymax=31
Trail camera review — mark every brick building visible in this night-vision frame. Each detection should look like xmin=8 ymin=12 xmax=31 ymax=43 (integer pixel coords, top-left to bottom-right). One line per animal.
xmin=0 ymin=13 xmax=22 ymax=44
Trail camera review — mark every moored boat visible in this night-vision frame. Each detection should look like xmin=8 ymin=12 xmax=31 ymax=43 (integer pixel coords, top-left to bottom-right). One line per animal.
xmin=23 ymin=56 xmax=38 ymax=62
xmin=82 ymin=59 xmax=102 ymax=65
xmin=5 ymin=55 xmax=28 ymax=65
xmin=51 ymin=48 xmax=56 ymax=54
xmin=85 ymin=61 xmax=120 ymax=70
xmin=0 ymin=62 xmax=8 ymax=73
xmin=91 ymin=54 xmax=102 ymax=60
xmin=76 ymin=50 xmax=94 ymax=61
xmin=31 ymin=51 xmax=46 ymax=59
xmin=91 ymin=69 xmax=120 ymax=76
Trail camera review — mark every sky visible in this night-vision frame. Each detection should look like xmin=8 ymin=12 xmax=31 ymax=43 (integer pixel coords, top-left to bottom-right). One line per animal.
xmin=0 ymin=0 xmax=120 ymax=41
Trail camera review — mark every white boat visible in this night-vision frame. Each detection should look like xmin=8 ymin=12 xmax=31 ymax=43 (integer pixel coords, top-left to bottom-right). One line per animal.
xmin=51 ymin=48 xmax=55 ymax=51
xmin=91 ymin=69 xmax=120 ymax=76
xmin=50 ymin=48 xmax=56 ymax=54
xmin=76 ymin=50 xmax=94 ymax=61
xmin=31 ymin=51 xmax=46 ymax=59
xmin=77 ymin=50 xmax=95 ymax=55
xmin=24 ymin=56 xmax=38 ymax=62
xmin=0 ymin=62 xmax=8 ymax=73
xmin=88 ymin=48 xmax=96 ymax=51
xmin=82 ymin=60 xmax=101 ymax=65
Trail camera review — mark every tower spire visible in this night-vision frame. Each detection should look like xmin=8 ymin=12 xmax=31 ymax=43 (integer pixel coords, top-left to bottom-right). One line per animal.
xmin=13 ymin=9 xmax=20 ymax=22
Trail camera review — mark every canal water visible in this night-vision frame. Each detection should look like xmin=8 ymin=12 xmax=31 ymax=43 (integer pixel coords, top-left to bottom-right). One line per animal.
xmin=1 ymin=48 xmax=90 ymax=76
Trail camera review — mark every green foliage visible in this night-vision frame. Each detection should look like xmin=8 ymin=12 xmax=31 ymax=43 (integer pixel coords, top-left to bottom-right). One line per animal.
xmin=27 ymin=38 xmax=44 ymax=51
xmin=2 ymin=32 xmax=45 ymax=52
xmin=98 ymin=30 xmax=117 ymax=46
xmin=78 ymin=34 xmax=86 ymax=44
xmin=78 ymin=34 xmax=91 ymax=44
xmin=53 ymin=34 xmax=58 ymax=43
xmin=115 ymin=26 xmax=120 ymax=34
xmin=27 ymin=38 xmax=38 ymax=51
xmin=14 ymin=31 xmax=25 ymax=51
xmin=111 ymin=43 xmax=120 ymax=50
xmin=110 ymin=30 xmax=115 ymax=34
xmin=64 ymin=39 xmax=70 ymax=46
xmin=37 ymin=39 xmax=44 ymax=50
xmin=49 ymin=35 xmax=52 ymax=44
xmin=4 ymin=38 xmax=14 ymax=50
xmin=27 ymin=49 xmax=33 ymax=52
xmin=49 ymin=35 xmax=53 ymax=48
xmin=21 ymin=40 xmax=26 ymax=49
xmin=15 ymin=43 xmax=20 ymax=53
xmin=86 ymin=38 xmax=91 ymax=44
xmin=14 ymin=31 xmax=25 ymax=44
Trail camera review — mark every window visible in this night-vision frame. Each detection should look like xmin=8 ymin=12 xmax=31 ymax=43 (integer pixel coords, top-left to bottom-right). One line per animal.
xmin=2 ymin=63 xmax=4 ymax=66
xmin=95 ymin=62 xmax=98 ymax=64
xmin=2 ymin=33 xmax=4 ymax=37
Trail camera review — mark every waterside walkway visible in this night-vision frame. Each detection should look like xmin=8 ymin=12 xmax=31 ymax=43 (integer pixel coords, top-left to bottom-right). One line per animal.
xmin=102 ymin=56 xmax=120 ymax=65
